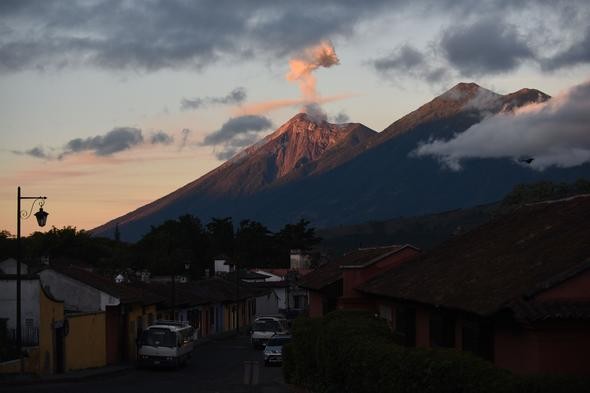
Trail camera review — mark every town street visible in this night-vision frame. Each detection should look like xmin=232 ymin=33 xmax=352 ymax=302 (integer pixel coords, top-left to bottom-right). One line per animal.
xmin=4 ymin=334 xmax=291 ymax=393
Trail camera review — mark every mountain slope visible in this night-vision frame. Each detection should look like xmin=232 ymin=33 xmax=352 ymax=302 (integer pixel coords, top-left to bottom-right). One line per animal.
xmin=92 ymin=113 xmax=376 ymax=238
xmin=93 ymin=82 xmax=586 ymax=242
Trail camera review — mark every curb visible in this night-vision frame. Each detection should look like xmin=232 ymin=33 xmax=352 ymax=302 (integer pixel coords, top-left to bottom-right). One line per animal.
xmin=1 ymin=331 xmax=247 ymax=387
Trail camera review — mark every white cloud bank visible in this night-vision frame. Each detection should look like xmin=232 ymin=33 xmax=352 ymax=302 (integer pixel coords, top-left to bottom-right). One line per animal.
xmin=414 ymin=80 xmax=590 ymax=171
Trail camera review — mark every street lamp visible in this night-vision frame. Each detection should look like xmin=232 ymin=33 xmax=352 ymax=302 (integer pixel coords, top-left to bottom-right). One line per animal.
xmin=16 ymin=186 xmax=48 ymax=373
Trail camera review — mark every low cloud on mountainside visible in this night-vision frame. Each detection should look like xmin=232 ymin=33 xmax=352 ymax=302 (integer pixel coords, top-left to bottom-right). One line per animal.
xmin=414 ymin=80 xmax=590 ymax=171
xmin=13 ymin=128 xmax=176 ymax=160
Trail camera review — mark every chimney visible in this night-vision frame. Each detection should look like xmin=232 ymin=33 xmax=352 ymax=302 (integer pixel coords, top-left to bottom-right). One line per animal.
xmin=290 ymin=249 xmax=310 ymax=270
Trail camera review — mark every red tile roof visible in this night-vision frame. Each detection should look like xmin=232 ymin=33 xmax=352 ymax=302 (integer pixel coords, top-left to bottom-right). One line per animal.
xmin=297 ymin=261 xmax=342 ymax=291
xmin=360 ymin=196 xmax=590 ymax=316
xmin=339 ymin=245 xmax=418 ymax=268
xmin=298 ymin=245 xmax=414 ymax=290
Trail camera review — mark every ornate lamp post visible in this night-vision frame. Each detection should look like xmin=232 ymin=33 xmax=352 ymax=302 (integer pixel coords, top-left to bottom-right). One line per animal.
xmin=16 ymin=186 xmax=48 ymax=372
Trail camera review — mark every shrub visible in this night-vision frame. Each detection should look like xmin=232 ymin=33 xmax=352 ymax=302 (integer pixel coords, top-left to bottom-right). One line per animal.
xmin=284 ymin=311 xmax=589 ymax=393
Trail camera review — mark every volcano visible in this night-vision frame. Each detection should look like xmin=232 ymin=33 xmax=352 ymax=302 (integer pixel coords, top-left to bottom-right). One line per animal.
xmin=93 ymin=83 xmax=586 ymax=241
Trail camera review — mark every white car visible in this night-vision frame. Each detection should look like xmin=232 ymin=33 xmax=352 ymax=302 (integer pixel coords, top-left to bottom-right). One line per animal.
xmin=250 ymin=320 xmax=287 ymax=348
xmin=263 ymin=335 xmax=291 ymax=366
xmin=254 ymin=315 xmax=288 ymax=331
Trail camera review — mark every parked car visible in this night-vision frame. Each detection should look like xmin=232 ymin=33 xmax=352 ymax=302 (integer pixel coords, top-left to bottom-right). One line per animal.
xmin=263 ymin=335 xmax=291 ymax=366
xmin=250 ymin=320 xmax=287 ymax=348
xmin=254 ymin=315 xmax=288 ymax=331
xmin=137 ymin=320 xmax=195 ymax=368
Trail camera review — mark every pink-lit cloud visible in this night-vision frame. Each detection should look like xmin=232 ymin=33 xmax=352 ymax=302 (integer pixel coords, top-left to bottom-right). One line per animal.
xmin=415 ymin=80 xmax=590 ymax=170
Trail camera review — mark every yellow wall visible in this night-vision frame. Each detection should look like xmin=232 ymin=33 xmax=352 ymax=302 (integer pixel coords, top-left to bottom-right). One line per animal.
xmin=39 ymin=285 xmax=64 ymax=375
xmin=126 ymin=304 xmax=157 ymax=360
xmin=222 ymin=301 xmax=251 ymax=332
xmin=65 ymin=312 xmax=106 ymax=371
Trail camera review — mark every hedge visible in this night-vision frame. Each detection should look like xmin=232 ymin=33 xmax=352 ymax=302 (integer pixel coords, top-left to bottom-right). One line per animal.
xmin=283 ymin=311 xmax=589 ymax=393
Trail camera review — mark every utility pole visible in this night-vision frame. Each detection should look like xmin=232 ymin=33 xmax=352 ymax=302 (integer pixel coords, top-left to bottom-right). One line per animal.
xmin=16 ymin=187 xmax=48 ymax=373
xmin=235 ymin=258 xmax=240 ymax=334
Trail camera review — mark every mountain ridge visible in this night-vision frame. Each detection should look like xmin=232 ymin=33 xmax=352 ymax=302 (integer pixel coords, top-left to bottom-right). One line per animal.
xmin=92 ymin=82 xmax=587 ymax=242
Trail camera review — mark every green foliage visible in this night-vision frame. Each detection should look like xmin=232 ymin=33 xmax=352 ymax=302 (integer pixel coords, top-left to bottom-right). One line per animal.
xmin=0 ymin=215 xmax=321 ymax=276
xmin=502 ymin=179 xmax=590 ymax=206
xmin=276 ymin=218 xmax=322 ymax=252
xmin=515 ymin=375 xmax=590 ymax=393
xmin=206 ymin=217 xmax=234 ymax=258
xmin=283 ymin=311 xmax=590 ymax=393
xmin=136 ymin=214 xmax=208 ymax=276
xmin=234 ymin=219 xmax=275 ymax=268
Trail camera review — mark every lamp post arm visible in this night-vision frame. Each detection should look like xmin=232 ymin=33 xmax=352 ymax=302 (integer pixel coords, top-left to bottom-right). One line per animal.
xmin=19 ymin=197 xmax=47 ymax=220
xmin=16 ymin=187 xmax=48 ymax=374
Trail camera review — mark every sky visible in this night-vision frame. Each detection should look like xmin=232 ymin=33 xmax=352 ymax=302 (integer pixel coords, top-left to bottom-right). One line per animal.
xmin=1 ymin=0 xmax=589 ymax=235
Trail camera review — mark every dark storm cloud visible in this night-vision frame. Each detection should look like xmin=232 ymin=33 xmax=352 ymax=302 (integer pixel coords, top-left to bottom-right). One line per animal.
xmin=543 ymin=27 xmax=590 ymax=71
xmin=0 ymin=0 xmax=394 ymax=73
xmin=62 ymin=128 xmax=144 ymax=157
xmin=1 ymin=1 xmax=588 ymax=76
xmin=12 ymin=146 xmax=52 ymax=159
xmin=202 ymin=115 xmax=272 ymax=160
xmin=202 ymin=115 xmax=272 ymax=146
xmin=440 ymin=19 xmax=535 ymax=77
xmin=150 ymin=131 xmax=174 ymax=145
xmin=372 ymin=44 xmax=449 ymax=83
xmin=374 ymin=45 xmax=425 ymax=72
xmin=14 ymin=127 xmax=176 ymax=160
xmin=180 ymin=87 xmax=247 ymax=111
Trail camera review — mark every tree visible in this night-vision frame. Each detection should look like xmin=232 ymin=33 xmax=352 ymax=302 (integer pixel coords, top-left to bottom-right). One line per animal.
xmin=206 ymin=217 xmax=234 ymax=259
xmin=234 ymin=220 xmax=274 ymax=268
xmin=136 ymin=214 xmax=208 ymax=277
xmin=274 ymin=219 xmax=321 ymax=266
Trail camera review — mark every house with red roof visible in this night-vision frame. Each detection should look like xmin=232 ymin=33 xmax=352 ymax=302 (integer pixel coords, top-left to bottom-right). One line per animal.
xmin=360 ymin=195 xmax=590 ymax=376
xmin=298 ymin=245 xmax=420 ymax=317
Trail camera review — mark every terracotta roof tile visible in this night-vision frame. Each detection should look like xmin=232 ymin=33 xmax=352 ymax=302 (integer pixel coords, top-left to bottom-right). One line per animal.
xmin=360 ymin=196 xmax=590 ymax=316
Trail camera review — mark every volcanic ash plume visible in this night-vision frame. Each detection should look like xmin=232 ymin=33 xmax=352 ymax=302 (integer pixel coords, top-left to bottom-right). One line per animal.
xmin=286 ymin=41 xmax=340 ymax=102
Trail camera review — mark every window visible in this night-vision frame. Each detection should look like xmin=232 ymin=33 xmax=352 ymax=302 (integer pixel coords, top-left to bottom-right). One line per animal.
xmin=394 ymin=306 xmax=416 ymax=347
xmin=429 ymin=311 xmax=455 ymax=348
xmin=25 ymin=318 xmax=34 ymax=328
xmin=140 ymin=328 xmax=176 ymax=348
xmin=462 ymin=319 xmax=494 ymax=360
xmin=378 ymin=305 xmax=392 ymax=324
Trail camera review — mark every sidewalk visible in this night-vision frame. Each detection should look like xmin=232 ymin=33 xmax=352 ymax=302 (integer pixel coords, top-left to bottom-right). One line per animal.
xmin=0 ymin=363 xmax=133 ymax=387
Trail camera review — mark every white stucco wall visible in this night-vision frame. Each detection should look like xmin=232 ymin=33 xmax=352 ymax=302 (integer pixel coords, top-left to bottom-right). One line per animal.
xmin=272 ymin=288 xmax=287 ymax=310
xmin=214 ymin=260 xmax=230 ymax=273
xmin=39 ymin=269 xmax=119 ymax=312
xmin=99 ymin=291 xmax=120 ymax=310
xmin=0 ymin=278 xmax=40 ymax=330
xmin=255 ymin=292 xmax=279 ymax=316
